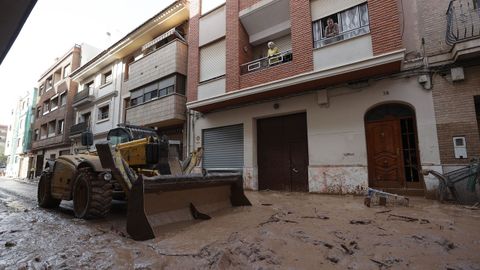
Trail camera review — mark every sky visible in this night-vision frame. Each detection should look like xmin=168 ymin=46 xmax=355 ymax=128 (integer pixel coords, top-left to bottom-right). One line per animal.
xmin=0 ymin=0 xmax=175 ymax=126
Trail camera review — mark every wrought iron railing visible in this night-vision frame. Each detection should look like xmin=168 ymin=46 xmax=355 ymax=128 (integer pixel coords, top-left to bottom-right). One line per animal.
xmin=240 ymin=50 xmax=293 ymax=75
xmin=446 ymin=0 xmax=480 ymax=45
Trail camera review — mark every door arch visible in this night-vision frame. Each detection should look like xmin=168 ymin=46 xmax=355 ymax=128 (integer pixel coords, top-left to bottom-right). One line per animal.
xmin=365 ymin=103 xmax=423 ymax=191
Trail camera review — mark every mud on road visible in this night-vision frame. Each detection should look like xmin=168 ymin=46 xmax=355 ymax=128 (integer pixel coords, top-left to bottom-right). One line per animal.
xmin=1 ymin=182 xmax=480 ymax=269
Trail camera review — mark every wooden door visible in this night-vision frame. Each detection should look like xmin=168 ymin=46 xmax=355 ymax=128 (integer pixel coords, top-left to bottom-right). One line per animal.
xmin=366 ymin=119 xmax=405 ymax=188
xmin=258 ymin=113 xmax=309 ymax=192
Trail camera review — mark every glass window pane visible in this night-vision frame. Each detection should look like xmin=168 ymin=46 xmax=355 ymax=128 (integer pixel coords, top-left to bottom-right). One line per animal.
xmin=359 ymin=4 xmax=369 ymax=26
xmin=340 ymin=6 xmax=360 ymax=32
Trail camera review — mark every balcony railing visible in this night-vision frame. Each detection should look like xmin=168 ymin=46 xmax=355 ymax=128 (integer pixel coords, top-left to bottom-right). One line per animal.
xmin=73 ymin=89 xmax=94 ymax=106
xmin=70 ymin=121 xmax=88 ymax=136
xmin=446 ymin=0 xmax=480 ymax=45
xmin=240 ymin=50 xmax=293 ymax=75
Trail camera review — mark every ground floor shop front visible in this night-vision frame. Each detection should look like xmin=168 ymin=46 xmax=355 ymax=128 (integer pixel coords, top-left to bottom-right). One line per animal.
xmin=190 ymin=77 xmax=442 ymax=197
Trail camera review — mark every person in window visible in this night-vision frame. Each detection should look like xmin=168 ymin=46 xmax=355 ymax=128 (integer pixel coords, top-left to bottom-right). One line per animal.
xmin=324 ymin=17 xmax=339 ymax=38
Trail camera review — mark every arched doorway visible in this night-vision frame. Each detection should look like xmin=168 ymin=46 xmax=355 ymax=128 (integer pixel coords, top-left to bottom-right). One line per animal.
xmin=365 ymin=103 xmax=423 ymax=192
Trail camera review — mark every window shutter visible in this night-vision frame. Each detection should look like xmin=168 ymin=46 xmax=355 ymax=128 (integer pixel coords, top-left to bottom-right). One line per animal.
xmin=199 ymin=39 xmax=226 ymax=82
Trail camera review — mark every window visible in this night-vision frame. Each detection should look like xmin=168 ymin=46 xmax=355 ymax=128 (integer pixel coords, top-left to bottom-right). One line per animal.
xmin=46 ymin=76 xmax=53 ymax=90
xmin=59 ymin=150 xmax=70 ymax=156
xmin=63 ymin=64 xmax=71 ymax=78
xmin=16 ymin=138 xmax=21 ymax=147
xmin=199 ymin=39 xmax=226 ymax=82
xmin=312 ymin=3 xmax=370 ymax=48
xmin=48 ymin=121 xmax=56 ymax=136
xmin=79 ymin=112 xmax=91 ymax=124
xmin=36 ymin=107 xmax=42 ymax=118
xmin=34 ymin=129 xmax=39 ymax=141
xmin=97 ymin=105 xmax=109 ymax=121
xmin=129 ymin=75 xmax=178 ymax=106
xmin=43 ymin=100 xmax=50 ymax=114
xmin=40 ymin=124 xmax=47 ymax=139
xmin=50 ymin=96 xmax=59 ymax=110
xmin=84 ymin=81 xmax=94 ymax=91
xmin=57 ymin=119 xmax=64 ymax=134
xmin=39 ymin=85 xmax=44 ymax=96
xmin=50 ymin=154 xmax=56 ymax=160
xmin=102 ymin=70 xmax=112 ymax=85
xmin=60 ymin=92 xmax=67 ymax=106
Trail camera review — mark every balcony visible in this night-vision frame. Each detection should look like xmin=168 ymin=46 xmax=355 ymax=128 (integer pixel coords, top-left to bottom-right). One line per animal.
xmin=126 ymin=94 xmax=186 ymax=127
xmin=73 ymin=89 xmax=94 ymax=107
xmin=446 ymin=0 xmax=480 ymax=45
xmin=240 ymin=50 xmax=292 ymax=74
xmin=123 ymin=39 xmax=187 ymax=93
xmin=69 ymin=122 xmax=89 ymax=136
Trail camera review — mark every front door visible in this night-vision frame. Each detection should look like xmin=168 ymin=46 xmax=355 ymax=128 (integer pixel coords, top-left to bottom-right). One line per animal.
xmin=257 ymin=113 xmax=309 ymax=192
xmin=365 ymin=103 xmax=423 ymax=192
xmin=366 ymin=119 xmax=404 ymax=188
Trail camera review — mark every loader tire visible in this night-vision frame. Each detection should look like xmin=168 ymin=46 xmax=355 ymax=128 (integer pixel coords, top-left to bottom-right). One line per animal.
xmin=38 ymin=172 xmax=61 ymax=208
xmin=73 ymin=168 xmax=112 ymax=219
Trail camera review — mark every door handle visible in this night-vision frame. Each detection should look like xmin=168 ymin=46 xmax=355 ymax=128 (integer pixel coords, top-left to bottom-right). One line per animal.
xmin=292 ymin=168 xmax=299 ymax=173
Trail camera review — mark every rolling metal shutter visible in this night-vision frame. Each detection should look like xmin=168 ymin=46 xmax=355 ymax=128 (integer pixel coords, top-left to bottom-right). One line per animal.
xmin=203 ymin=124 xmax=244 ymax=170
xmin=199 ymin=39 xmax=226 ymax=82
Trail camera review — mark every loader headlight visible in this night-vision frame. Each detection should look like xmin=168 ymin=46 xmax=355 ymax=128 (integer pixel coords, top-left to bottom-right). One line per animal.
xmin=103 ymin=173 xmax=112 ymax=181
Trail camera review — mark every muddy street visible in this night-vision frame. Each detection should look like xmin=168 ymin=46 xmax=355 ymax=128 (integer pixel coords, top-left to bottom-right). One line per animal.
xmin=1 ymin=177 xmax=480 ymax=269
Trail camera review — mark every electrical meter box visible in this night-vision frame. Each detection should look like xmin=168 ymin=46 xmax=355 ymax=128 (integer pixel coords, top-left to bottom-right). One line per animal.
xmin=453 ymin=136 xmax=467 ymax=159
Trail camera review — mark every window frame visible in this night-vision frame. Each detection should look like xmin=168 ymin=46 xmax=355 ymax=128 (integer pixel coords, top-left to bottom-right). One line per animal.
xmin=97 ymin=104 xmax=110 ymax=122
xmin=102 ymin=70 xmax=113 ymax=86
xmin=63 ymin=64 xmax=71 ymax=79
xmin=312 ymin=3 xmax=370 ymax=49
xmin=57 ymin=119 xmax=64 ymax=135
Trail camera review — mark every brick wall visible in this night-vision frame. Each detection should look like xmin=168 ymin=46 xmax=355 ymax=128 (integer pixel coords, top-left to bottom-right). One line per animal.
xmin=432 ymin=65 xmax=480 ymax=165
xmin=186 ymin=13 xmax=200 ymax=102
xmin=226 ymin=0 xmax=241 ymax=92
xmin=417 ymin=0 xmax=451 ymax=56
xmin=239 ymin=0 xmax=263 ymax=11
xmin=368 ymin=0 xmax=403 ymax=55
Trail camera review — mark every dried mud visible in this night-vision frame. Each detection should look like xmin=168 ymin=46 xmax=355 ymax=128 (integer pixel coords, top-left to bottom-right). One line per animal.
xmin=1 ymin=189 xmax=480 ymax=269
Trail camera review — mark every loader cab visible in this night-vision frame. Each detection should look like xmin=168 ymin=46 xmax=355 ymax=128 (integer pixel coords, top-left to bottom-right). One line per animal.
xmin=106 ymin=125 xmax=159 ymax=145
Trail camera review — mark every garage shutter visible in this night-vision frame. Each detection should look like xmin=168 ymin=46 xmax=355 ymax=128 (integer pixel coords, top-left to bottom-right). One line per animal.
xmin=199 ymin=39 xmax=226 ymax=82
xmin=203 ymin=124 xmax=244 ymax=170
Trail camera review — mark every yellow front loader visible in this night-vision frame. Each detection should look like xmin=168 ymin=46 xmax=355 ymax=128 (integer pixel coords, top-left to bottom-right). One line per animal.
xmin=37 ymin=124 xmax=251 ymax=240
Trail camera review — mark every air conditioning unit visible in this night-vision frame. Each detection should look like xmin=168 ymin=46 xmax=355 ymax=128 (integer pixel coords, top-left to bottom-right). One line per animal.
xmin=453 ymin=136 xmax=467 ymax=159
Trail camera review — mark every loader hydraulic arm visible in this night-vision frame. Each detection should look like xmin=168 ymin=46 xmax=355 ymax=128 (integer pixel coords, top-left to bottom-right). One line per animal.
xmin=96 ymin=143 xmax=136 ymax=195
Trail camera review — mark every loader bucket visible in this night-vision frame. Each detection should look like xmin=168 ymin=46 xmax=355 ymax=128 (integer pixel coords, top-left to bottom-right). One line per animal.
xmin=127 ymin=173 xmax=251 ymax=241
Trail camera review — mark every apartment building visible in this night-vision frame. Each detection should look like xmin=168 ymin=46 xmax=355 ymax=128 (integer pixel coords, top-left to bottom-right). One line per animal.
xmin=32 ymin=44 xmax=99 ymax=176
xmin=69 ymin=58 xmax=123 ymax=148
xmin=416 ymin=0 xmax=480 ymax=172
xmin=4 ymin=89 xmax=37 ymax=178
xmin=185 ymin=0 xmax=446 ymax=197
xmin=69 ymin=2 xmax=189 ymax=157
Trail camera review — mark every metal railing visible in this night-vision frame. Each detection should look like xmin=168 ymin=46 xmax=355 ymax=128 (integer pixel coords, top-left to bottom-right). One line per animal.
xmin=73 ymin=89 xmax=93 ymax=104
xmin=240 ymin=50 xmax=293 ymax=75
xmin=70 ymin=121 xmax=88 ymax=136
xmin=446 ymin=0 xmax=480 ymax=45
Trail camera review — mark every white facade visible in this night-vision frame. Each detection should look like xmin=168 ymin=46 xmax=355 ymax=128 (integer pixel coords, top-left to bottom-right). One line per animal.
xmin=190 ymin=76 xmax=441 ymax=195
xmin=72 ymin=60 xmax=123 ymax=149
